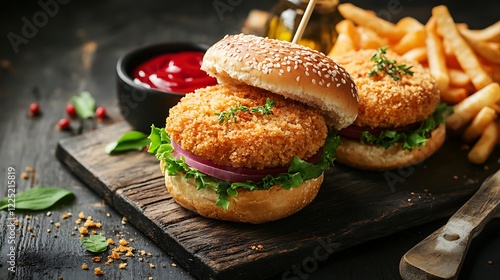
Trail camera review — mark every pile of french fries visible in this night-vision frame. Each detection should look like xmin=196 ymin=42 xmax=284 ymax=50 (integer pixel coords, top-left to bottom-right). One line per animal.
xmin=328 ymin=3 xmax=500 ymax=164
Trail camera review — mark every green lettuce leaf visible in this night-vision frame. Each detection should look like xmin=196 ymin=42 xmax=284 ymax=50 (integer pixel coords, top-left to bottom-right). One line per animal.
xmin=147 ymin=125 xmax=341 ymax=210
xmin=360 ymin=103 xmax=453 ymax=151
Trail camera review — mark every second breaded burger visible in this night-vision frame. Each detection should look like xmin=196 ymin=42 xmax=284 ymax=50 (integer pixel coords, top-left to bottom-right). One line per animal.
xmin=148 ymin=34 xmax=358 ymax=223
xmin=334 ymin=48 xmax=449 ymax=171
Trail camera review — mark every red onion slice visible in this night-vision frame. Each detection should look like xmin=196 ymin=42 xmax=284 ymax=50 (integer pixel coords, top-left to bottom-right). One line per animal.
xmin=339 ymin=123 xmax=422 ymax=139
xmin=170 ymin=140 xmax=321 ymax=183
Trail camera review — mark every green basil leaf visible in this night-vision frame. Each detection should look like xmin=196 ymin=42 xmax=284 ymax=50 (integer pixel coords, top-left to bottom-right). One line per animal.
xmin=70 ymin=91 xmax=96 ymax=119
xmin=0 ymin=186 xmax=73 ymax=211
xmin=80 ymin=234 xmax=108 ymax=253
xmin=105 ymin=131 xmax=149 ymax=154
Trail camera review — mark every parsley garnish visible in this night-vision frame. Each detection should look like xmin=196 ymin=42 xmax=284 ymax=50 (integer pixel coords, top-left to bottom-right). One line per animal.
xmin=148 ymin=125 xmax=341 ymax=210
xmin=369 ymin=46 xmax=414 ymax=81
xmin=360 ymin=103 xmax=453 ymax=151
xmin=215 ymin=98 xmax=276 ymax=124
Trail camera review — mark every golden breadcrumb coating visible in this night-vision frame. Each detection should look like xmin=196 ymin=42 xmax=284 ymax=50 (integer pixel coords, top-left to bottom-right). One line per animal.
xmin=166 ymin=84 xmax=327 ymax=169
xmin=334 ymin=49 xmax=439 ymax=128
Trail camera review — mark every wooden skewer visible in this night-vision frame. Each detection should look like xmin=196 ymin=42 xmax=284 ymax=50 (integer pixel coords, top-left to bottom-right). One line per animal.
xmin=292 ymin=0 xmax=318 ymax=44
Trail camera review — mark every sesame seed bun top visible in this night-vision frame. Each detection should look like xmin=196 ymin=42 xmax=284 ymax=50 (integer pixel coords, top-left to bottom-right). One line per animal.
xmin=201 ymin=33 xmax=359 ymax=130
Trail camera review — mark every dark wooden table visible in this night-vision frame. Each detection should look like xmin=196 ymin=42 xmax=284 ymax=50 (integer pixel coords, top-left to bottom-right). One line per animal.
xmin=1 ymin=0 xmax=499 ymax=279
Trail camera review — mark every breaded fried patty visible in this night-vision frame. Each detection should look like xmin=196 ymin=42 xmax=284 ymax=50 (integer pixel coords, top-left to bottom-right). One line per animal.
xmin=334 ymin=49 xmax=439 ymax=128
xmin=166 ymin=84 xmax=328 ymax=170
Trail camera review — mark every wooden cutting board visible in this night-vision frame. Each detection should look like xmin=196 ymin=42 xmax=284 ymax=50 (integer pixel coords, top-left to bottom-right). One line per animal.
xmin=55 ymin=121 xmax=499 ymax=280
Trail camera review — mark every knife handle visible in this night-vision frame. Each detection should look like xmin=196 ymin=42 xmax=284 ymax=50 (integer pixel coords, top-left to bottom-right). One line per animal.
xmin=399 ymin=170 xmax=500 ymax=280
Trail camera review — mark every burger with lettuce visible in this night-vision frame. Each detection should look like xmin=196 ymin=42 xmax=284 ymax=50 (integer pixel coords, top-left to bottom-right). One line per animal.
xmin=148 ymin=34 xmax=358 ymax=223
xmin=334 ymin=47 xmax=451 ymax=171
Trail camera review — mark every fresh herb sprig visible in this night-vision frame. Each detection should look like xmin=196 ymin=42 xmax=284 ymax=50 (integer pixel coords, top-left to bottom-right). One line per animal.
xmin=369 ymin=46 xmax=414 ymax=81
xmin=215 ymin=98 xmax=276 ymax=124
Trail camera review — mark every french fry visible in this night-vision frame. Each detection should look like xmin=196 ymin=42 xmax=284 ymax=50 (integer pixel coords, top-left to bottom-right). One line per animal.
xmin=467 ymin=121 xmax=500 ymax=164
xmin=337 ymin=3 xmax=404 ymax=42
xmin=393 ymin=29 xmax=426 ymax=54
xmin=357 ymin=26 xmax=388 ymax=49
xmin=433 ymin=5 xmax=493 ymax=90
xmin=464 ymin=39 xmax=500 ymax=64
xmin=425 ymin=17 xmax=449 ymax=92
xmin=440 ymin=87 xmax=468 ymax=104
xmin=460 ymin=24 xmax=500 ymax=63
xmin=396 ymin=17 xmax=424 ymax=33
xmin=458 ymin=21 xmax=500 ymax=42
xmin=462 ymin=106 xmax=497 ymax=142
xmin=328 ymin=33 xmax=355 ymax=58
xmin=402 ymin=47 xmax=427 ymax=63
xmin=490 ymin=103 xmax=500 ymax=113
xmin=448 ymin=68 xmax=471 ymax=87
xmin=335 ymin=20 xmax=360 ymax=49
xmin=446 ymin=82 xmax=500 ymax=131
xmin=481 ymin=62 xmax=500 ymax=83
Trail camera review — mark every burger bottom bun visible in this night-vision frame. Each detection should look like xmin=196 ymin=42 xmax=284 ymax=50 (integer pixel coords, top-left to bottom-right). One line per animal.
xmin=160 ymin=162 xmax=323 ymax=224
xmin=336 ymin=124 xmax=446 ymax=171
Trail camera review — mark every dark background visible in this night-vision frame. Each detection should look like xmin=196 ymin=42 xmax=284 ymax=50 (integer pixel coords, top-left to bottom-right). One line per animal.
xmin=0 ymin=0 xmax=499 ymax=279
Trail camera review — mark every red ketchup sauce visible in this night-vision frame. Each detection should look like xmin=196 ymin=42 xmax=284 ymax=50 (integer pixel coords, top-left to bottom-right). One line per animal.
xmin=132 ymin=51 xmax=217 ymax=94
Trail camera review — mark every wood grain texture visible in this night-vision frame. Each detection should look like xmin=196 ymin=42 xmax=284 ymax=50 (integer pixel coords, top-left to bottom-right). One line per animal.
xmin=56 ymin=121 xmax=500 ymax=280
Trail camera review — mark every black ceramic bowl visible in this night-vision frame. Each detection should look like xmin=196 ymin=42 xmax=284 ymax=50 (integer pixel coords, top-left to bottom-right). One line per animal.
xmin=116 ymin=42 xmax=209 ymax=133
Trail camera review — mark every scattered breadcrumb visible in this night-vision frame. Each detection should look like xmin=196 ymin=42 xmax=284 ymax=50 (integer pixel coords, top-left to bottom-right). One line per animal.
xmin=487 ymin=260 xmax=493 ymax=265
xmin=118 ymin=263 xmax=127 ymax=269
xmin=92 ymin=256 xmax=101 ymax=263
xmin=93 ymin=267 xmax=104 ymax=275
xmin=78 ymin=212 xmax=85 ymax=219
xmin=81 ymin=263 xmax=89 ymax=270
xmin=61 ymin=212 xmax=72 ymax=219
xmin=119 ymin=239 xmax=129 ymax=246
xmin=149 ymin=263 xmax=155 ymax=268
xmin=46 ymin=211 xmax=52 ymax=217
xmin=111 ymin=251 xmax=120 ymax=260
xmin=79 ymin=227 xmax=88 ymax=235
xmin=55 ymin=222 xmax=61 ymax=228
xmin=250 ymin=244 xmax=264 ymax=251
xmin=21 ymin=172 xmax=29 ymax=180
xmin=171 ymin=263 xmax=177 ymax=267
xmin=107 ymin=238 xmax=115 ymax=245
